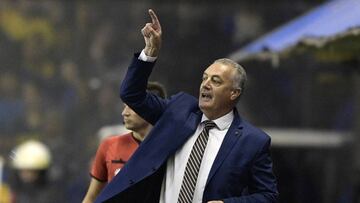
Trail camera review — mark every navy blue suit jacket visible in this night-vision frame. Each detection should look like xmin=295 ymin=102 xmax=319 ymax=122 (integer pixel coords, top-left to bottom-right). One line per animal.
xmin=95 ymin=54 xmax=278 ymax=203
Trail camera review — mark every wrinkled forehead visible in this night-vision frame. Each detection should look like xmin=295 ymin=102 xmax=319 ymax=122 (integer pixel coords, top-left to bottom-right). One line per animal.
xmin=203 ymin=63 xmax=235 ymax=78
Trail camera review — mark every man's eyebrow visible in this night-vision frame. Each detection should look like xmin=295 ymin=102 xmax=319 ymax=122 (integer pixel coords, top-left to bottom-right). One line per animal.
xmin=202 ymin=72 xmax=223 ymax=81
xmin=212 ymin=75 xmax=222 ymax=80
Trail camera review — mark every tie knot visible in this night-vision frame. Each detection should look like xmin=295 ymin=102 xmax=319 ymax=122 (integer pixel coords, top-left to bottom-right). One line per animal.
xmin=203 ymin=120 xmax=216 ymax=130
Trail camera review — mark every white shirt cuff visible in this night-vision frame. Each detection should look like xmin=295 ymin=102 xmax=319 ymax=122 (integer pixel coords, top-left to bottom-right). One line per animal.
xmin=138 ymin=49 xmax=157 ymax=62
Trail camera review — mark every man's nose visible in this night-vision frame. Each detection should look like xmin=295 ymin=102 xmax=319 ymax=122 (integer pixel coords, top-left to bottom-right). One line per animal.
xmin=202 ymin=79 xmax=211 ymax=89
xmin=122 ymin=107 xmax=129 ymax=116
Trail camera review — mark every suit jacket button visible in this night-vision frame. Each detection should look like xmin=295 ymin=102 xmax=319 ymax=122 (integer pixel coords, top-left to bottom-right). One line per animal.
xmin=152 ymin=167 xmax=157 ymax=172
xmin=129 ymin=179 xmax=134 ymax=184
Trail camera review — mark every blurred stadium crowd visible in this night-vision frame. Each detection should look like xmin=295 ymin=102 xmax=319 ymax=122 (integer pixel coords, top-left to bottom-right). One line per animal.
xmin=0 ymin=1 xmax=135 ymax=201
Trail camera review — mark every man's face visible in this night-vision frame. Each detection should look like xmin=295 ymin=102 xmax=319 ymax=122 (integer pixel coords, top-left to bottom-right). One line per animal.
xmin=122 ymin=105 xmax=149 ymax=132
xmin=199 ymin=62 xmax=239 ymax=119
xmin=18 ymin=169 xmax=41 ymax=184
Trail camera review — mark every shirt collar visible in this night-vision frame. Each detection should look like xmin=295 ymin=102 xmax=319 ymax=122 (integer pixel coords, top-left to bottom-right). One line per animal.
xmin=201 ymin=110 xmax=234 ymax=130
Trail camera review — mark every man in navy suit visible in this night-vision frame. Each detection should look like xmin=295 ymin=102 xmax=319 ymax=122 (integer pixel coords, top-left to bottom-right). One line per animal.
xmin=95 ymin=9 xmax=278 ymax=203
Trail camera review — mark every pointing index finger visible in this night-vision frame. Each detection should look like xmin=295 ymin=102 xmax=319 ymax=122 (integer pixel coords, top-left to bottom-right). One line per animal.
xmin=149 ymin=9 xmax=161 ymax=28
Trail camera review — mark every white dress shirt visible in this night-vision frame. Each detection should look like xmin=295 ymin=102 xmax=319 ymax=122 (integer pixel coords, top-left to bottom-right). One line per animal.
xmin=159 ymin=111 xmax=234 ymax=203
xmin=138 ymin=49 xmax=157 ymax=62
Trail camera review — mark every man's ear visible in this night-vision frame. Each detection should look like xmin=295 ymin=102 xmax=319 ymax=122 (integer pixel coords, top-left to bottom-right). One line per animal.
xmin=230 ymin=88 xmax=241 ymax=101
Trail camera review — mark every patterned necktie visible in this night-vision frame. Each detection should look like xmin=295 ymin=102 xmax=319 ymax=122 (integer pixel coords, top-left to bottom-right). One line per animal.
xmin=177 ymin=120 xmax=217 ymax=203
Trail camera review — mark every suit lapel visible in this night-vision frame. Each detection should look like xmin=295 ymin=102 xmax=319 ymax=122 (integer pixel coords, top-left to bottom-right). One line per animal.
xmin=206 ymin=110 xmax=243 ymax=185
xmin=170 ymin=109 xmax=202 ymax=153
xmin=183 ymin=110 xmax=202 ymax=138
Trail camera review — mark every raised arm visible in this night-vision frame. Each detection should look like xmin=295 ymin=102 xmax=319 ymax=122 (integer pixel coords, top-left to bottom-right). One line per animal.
xmin=120 ymin=9 xmax=167 ymax=125
xmin=142 ymin=9 xmax=162 ymax=57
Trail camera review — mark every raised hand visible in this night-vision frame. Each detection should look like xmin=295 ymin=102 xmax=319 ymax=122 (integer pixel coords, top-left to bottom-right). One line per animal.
xmin=141 ymin=9 xmax=162 ymax=57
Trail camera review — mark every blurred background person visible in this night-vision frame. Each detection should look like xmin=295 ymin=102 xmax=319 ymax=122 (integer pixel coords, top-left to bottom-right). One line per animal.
xmin=9 ymin=140 xmax=64 ymax=203
xmin=82 ymin=81 xmax=166 ymax=203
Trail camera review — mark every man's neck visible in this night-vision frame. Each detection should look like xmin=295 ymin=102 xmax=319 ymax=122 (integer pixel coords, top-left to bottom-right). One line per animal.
xmin=132 ymin=125 xmax=152 ymax=142
xmin=202 ymin=109 xmax=234 ymax=120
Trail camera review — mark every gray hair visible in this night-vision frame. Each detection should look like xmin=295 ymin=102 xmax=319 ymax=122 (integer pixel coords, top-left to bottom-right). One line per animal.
xmin=213 ymin=58 xmax=247 ymax=96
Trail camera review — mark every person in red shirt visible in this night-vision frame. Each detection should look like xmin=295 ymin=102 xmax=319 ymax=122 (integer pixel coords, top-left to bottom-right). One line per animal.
xmin=82 ymin=82 xmax=166 ymax=203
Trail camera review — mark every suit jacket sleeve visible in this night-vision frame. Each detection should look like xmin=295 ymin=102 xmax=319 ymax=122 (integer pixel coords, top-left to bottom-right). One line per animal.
xmin=223 ymin=138 xmax=279 ymax=203
xmin=120 ymin=53 xmax=168 ymax=125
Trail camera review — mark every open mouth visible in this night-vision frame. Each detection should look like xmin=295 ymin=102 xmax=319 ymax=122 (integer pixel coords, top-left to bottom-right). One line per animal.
xmin=201 ymin=92 xmax=212 ymax=101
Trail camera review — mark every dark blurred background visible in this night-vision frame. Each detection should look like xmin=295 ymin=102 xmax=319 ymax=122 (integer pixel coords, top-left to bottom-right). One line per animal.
xmin=0 ymin=0 xmax=356 ymax=202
